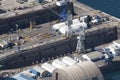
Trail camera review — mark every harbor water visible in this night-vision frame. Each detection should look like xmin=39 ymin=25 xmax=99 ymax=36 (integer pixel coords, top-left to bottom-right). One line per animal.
xmin=78 ymin=0 xmax=120 ymax=80
xmin=104 ymin=71 xmax=120 ymax=80
xmin=78 ymin=0 xmax=120 ymax=18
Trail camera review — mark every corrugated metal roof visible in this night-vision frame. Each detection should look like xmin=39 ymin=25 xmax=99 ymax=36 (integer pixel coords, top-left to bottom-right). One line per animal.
xmin=33 ymin=66 xmax=46 ymax=74
xmin=21 ymin=70 xmax=36 ymax=78
xmin=33 ymin=66 xmax=49 ymax=78
xmin=52 ymin=61 xmax=104 ymax=80
xmin=52 ymin=59 xmax=68 ymax=69
xmin=62 ymin=56 xmax=77 ymax=66
xmin=41 ymin=62 xmax=56 ymax=73
xmin=12 ymin=73 xmax=35 ymax=80
xmin=52 ymin=19 xmax=87 ymax=35
xmin=86 ymin=51 xmax=104 ymax=60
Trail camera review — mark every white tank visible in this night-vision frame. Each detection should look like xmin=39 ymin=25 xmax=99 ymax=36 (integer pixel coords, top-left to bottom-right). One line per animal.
xmin=52 ymin=59 xmax=67 ymax=69
xmin=62 ymin=56 xmax=77 ymax=66
xmin=41 ymin=62 xmax=56 ymax=73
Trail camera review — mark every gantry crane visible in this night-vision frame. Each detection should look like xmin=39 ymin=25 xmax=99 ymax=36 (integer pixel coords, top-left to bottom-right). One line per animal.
xmin=75 ymin=27 xmax=85 ymax=54
xmin=56 ymin=0 xmax=69 ymax=21
xmin=65 ymin=10 xmax=73 ymax=37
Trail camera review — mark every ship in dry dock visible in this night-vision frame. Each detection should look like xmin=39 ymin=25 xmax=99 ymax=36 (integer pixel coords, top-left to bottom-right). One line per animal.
xmin=0 ymin=0 xmax=120 ymax=80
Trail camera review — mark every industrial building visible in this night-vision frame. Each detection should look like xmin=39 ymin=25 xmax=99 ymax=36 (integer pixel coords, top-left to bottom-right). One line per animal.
xmin=9 ymin=60 xmax=105 ymax=80
xmin=52 ymin=61 xmax=104 ymax=80
xmin=52 ymin=19 xmax=88 ymax=36
xmin=82 ymin=51 xmax=104 ymax=61
xmin=32 ymin=66 xmax=49 ymax=78
xmin=61 ymin=56 xmax=77 ymax=65
xmin=0 ymin=0 xmax=119 ymax=70
xmin=0 ymin=0 xmax=120 ymax=79
xmin=41 ymin=62 xmax=56 ymax=73
xmin=51 ymin=59 xmax=68 ymax=69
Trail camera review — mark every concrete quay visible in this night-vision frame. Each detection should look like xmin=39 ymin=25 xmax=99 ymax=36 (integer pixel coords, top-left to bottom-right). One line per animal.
xmin=0 ymin=24 xmax=117 ymax=69
xmin=0 ymin=0 xmax=119 ymax=72
xmin=0 ymin=0 xmax=120 ymax=80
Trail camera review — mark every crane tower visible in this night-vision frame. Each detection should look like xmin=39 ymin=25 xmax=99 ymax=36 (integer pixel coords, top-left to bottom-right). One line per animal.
xmin=56 ymin=0 xmax=69 ymax=21
xmin=76 ymin=28 xmax=85 ymax=54
xmin=65 ymin=10 xmax=73 ymax=37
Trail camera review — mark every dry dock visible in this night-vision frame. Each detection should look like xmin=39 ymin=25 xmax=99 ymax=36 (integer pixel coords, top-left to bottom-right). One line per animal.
xmin=0 ymin=17 xmax=118 ymax=69
xmin=0 ymin=0 xmax=74 ymax=34
xmin=0 ymin=1 xmax=120 ymax=79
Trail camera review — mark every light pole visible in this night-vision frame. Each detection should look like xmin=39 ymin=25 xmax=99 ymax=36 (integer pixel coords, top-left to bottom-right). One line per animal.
xmin=15 ymin=24 xmax=21 ymax=51
xmin=15 ymin=24 xmax=19 ymax=34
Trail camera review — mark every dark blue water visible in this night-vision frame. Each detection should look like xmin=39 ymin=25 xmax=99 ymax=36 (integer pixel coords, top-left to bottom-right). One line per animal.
xmin=78 ymin=0 xmax=120 ymax=80
xmin=78 ymin=0 xmax=120 ymax=18
xmin=104 ymin=71 xmax=120 ymax=80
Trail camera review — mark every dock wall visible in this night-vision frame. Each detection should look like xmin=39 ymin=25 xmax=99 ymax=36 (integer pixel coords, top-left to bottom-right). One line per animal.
xmin=117 ymin=26 xmax=120 ymax=39
xmin=0 ymin=26 xmax=117 ymax=69
xmin=99 ymin=56 xmax=120 ymax=75
xmin=0 ymin=2 xmax=74 ymax=34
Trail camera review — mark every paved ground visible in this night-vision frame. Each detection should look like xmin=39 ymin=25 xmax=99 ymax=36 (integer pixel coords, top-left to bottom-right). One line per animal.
xmin=0 ymin=0 xmax=38 ymax=10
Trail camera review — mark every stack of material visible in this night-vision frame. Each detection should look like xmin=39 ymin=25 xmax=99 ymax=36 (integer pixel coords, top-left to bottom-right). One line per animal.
xmin=52 ymin=61 xmax=104 ymax=80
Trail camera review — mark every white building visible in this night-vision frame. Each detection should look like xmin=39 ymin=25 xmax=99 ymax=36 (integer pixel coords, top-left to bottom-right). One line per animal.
xmin=62 ymin=56 xmax=77 ymax=66
xmin=41 ymin=62 xmax=56 ymax=73
xmin=52 ymin=19 xmax=87 ymax=36
xmin=52 ymin=59 xmax=67 ymax=69
xmin=33 ymin=66 xmax=49 ymax=78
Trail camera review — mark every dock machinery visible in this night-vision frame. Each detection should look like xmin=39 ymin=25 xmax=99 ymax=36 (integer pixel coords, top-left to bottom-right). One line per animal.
xmin=56 ymin=0 xmax=69 ymax=21
xmin=75 ymin=27 xmax=85 ymax=54
xmin=56 ymin=0 xmax=85 ymax=52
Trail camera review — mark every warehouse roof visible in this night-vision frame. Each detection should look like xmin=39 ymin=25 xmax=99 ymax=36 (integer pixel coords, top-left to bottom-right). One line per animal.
xmin=52 ymin=61 xmax=104 ymax=80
